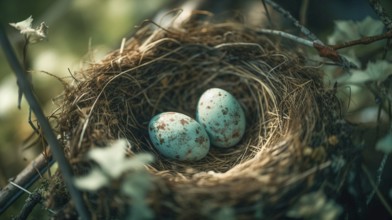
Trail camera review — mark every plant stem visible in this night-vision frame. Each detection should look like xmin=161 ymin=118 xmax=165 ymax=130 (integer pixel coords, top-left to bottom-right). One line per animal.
xmin=0 ymin=25 xmax=90 ymax=220
xmin=264 ymin=0 xmax=321 ymax=43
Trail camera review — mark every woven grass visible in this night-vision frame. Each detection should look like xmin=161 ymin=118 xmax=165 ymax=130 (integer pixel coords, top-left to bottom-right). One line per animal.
xmin=50 ymin=15 xmax=354 ymax=219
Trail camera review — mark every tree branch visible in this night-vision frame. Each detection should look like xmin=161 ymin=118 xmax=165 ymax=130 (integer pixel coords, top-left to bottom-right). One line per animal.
xmin=13 ymin=192 xmax=42 ymax=220
xmin=0 ymin=25 xmax=89 ymax=219
xmin=0 ymin=153 xmax=52 ymax=214
xmin=264 ymin=0 xmax=321 ymax=43
xmin=331 ymin=30 xmax=392 ymax=50
xmin=369 ymin=0 xmax=392 ymax=30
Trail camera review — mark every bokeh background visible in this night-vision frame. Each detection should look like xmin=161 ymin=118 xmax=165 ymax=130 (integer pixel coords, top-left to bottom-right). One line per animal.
xmin=0 ymin=0 xmax=391 ymax=219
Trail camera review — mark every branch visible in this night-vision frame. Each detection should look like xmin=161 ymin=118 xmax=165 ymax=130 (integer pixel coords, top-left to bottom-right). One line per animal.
xmin=0 ymin=25 xmax=90 ymax=219
xmin=13 ymin=192 xmax=42 ymax=220
xmin=264 ymin=0 xmax=321 ymax=43
xmin=261 ymin=0 xmax=273 ymax=27
xmin=313 ymin=30 xmax=392 ymax=67
xmin=369 ymin=0 xmax=392 ymax=30
xmin=0 ymin=153 xmax=52 ymax=214
xmin=362 ymin=164 xmax=392 ymax=217
xmin=331 ymin=30 xmax=392 ymax=50
xmin=299 ymin=0 xmax=309 ymax=26
xmin=258 ymin=29 xmax=357 ymax=68
xmin=257 ymin=29 xmax=314 ymax=47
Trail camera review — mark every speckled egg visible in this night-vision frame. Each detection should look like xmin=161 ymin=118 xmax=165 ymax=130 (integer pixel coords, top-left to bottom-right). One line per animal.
xmin=148 ymin=112 xmax=210 ymax=161
xmin=196 ymin=88 xmax=246 ymax=148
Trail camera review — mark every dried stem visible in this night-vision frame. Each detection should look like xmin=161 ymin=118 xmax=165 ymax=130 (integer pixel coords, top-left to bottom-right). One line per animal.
xmin=261 ymin=0 xmax=273 ymax=27
xmin=257 ymin=29 xmax=313 ymax=47
xmin=0 ymin=153 xmax=52 ymax=214
xmin=0 ymin=25 xmax=89 ymax=219
xmin=299 ymin=0 xmax=309 ymax=26
xmin=264 ymin=0 xmax=321 ymax=43
xmin=368 ymin=0 xmax=392 ymax=30
xmin=366 ymin=154 xmax=389 ymax=204
xmin=362 ymin=164 xmax=392 ymax=217
xmin=331 ymin=30 xmax=392 ymax=50
xmin=13 ymin=192 xmax=42 ymax=220
xmin=257 ymin=29 xmax=356 ymax=68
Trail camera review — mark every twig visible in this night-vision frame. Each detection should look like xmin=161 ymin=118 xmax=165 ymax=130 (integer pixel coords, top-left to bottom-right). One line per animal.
xmin=258 ymin=29 xmax=357 ymax=68
xmin=260 ymin=0 xmax=356 ymax=69
xmin=382 ymin=38 xmax=391 ymax=59
xmin=362 ymin=164 xmax=392 ymax=217
xmin=264 ymin=0 xmax=321 ymax=43
xmin=299 ymin=0 xmax=309 ymax=26
xmin=367 ymin=154 xmax=389 ymax=204
xmin=257 ymin=29 xmax=314 ymax=47
xmin=9 ymin=181 xmax=32 ymax=195
xmin=0 ymin=153 xmax=53 ymax=214
xmin=368 ymin=0 xmax=392 ymax=30
xmin=331 ymin=30 xmax=392 ymax=50
xmin=0 ymin=25 xmax=90 ymax=219
xmin=13 ymin=192 xmax=42 ymax=220
xmin=261 ymin=0 xmax=273 ymax=27
xmin=314 ymin=30 xmax=392 ymax=68
xmin=368 ymin=0 xmax=392 ymax=59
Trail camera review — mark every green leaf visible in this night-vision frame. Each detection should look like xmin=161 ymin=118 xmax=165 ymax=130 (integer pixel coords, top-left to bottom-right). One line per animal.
xmin=88 ymin=139 xmax=128 ymax=178
xmin=338 ymin=60 xmax=392 ymax=84
xmin=74 ymin=139 xmax=154 ymax=192
xmin=121 ymin=153 xmax=154 ymax=171
xmin=123 ymin=171 xmax=154 ymax=220
xmin=287 ymin=191 xmax=342 ymax=220
xmin=74 ymin=168 xmax=109 ymax=191
xmin=88 ymin=139 xmax=154 ymax=178
xmin=376 ymin=133 xmax=392 ymax=154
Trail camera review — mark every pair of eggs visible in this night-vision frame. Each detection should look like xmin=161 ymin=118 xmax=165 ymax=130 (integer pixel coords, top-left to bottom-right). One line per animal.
xmin=148 ymin=88 xmax=246 ymax=161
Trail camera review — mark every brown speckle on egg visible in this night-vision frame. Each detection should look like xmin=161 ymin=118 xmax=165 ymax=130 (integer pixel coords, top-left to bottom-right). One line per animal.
xmin=180 ymin=118 xmax=189 ymax=125
xmin=195 ymin=136 xmax=207 ymax=145
xmin=157 ymin=122 xmax=167 ymax=130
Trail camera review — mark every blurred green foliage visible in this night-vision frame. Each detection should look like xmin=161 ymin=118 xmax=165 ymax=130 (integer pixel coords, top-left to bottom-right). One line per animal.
xmin=0 ymin=0 xmax=166 ymax=218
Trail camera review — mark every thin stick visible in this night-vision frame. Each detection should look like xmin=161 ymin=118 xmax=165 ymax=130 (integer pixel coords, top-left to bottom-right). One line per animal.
xmin=264 ymin=0 xmax=321 ymax=43
xmin=367 ymin=154 xmax=389 ymax=204
xmin=299 ymin=0 xmax=309 ymax=26
xmin=2 ymin=153 xmax=52 ymax=212
xmin=362 ymin=164 xmax=392 ymax=216
xmin=14 ymin=192 xmax=42 ymax=220
xmin=9 ymin=181 xmax=32 ymax=195
xmin=331 ymin=30 xmax=392 ymax=50
xmin=257 ymin=29 xmax=357 ymax=68
xmin=261 ymin=0 xmax=273 ymax=27
xmin=368 ymin=0 xmax=392 ymax=58
xmin=257 ymin=29 xmax=314 ymax=47
xmin=0 ymin=25 xmax=90 ymax=219
xmin=0 ymin=153 xmax=53 ymax=213
xmin=368 ymin=0 xmax=392 ymax=30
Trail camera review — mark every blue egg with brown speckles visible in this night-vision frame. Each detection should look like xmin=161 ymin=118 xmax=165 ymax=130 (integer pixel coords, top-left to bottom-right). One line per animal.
xmin=196 ymin=88 xmax=246 ymax=148
xmin=149 ymin=112 xmax=210 ymax=161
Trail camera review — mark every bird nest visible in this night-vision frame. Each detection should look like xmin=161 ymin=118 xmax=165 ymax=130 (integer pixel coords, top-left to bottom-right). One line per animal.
xmin=48 ymin=16 xmax=355 ymax=219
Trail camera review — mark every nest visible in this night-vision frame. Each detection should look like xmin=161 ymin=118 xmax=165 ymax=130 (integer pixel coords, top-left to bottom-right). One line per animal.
xmin=49 ymin=15 xmax=356 ymax=219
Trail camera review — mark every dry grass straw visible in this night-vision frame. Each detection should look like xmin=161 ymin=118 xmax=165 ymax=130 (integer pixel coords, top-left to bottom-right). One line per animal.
xmin=53 ymin=15 xmax=353 ymax=219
